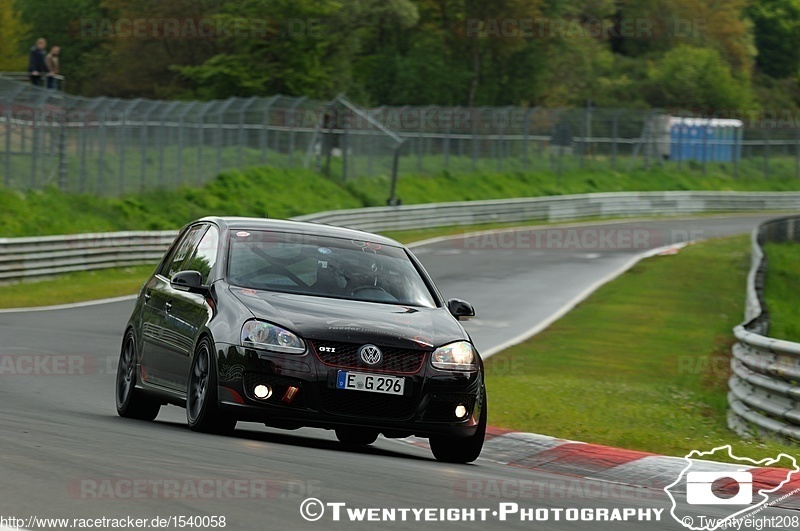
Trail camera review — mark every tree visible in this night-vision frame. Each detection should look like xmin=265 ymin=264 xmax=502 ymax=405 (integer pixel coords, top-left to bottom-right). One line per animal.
xmin=15 ymin=0 xmax=104 ymax=92
xmin=748 ymin=0 xmax=800 ymax=78
xmin=0 ymin=0 xmax=30 ymax=71
xmin=647 ymin=45 xmax=752 ymax=109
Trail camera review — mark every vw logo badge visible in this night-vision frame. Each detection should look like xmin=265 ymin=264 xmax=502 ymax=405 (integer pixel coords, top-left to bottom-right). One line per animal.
xmin=359 ymin=344 xmax=382 ymax=366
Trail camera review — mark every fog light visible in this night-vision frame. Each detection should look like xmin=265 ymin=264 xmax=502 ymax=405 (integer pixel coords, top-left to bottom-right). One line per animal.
xmin=254 ymin=384 xmax=272 ymax=400
xmin=454 ymin=404 xmax=468 ymax=419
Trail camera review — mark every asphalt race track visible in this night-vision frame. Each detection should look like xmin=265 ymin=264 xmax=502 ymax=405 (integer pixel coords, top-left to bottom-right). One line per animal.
xmin=0 ymin=214 xmax=796 ymax=530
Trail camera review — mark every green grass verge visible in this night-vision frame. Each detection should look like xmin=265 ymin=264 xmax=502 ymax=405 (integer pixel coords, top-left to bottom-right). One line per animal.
xmin=762 ymin=242 xmax=800 ymax=342
xmin=0 ymin=265 xmax=156 ymax=309
xmin=4 ymin=162 xmax=800 ymax=238
xmin=484 ymin=235 xmax=799 ymax=460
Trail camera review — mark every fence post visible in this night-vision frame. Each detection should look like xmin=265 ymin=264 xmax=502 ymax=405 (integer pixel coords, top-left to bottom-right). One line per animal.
xmin=471 ymin=108 xmax=479 ymax=172
xmin=676 ymin=118 xmax=683 ymax=172
xmin=611 ymin=110 xmax=619 ymax=171
xmin=97 ymin=107 xmax=107 ymax=194
xmin=795 ymin=128 xmax=799 ymax=179
xmin=444 ymin=107 xmax=453 ymax=172
xmin=764 ymin=128 xmax=770 ymax=179
xmin=702 ymin=122 xmax=708 ymax=176
xmin=215 ymin=99 xmax=236 ymax=177
xmin=237 ymin=97 xmax=257 ymax=169
xmin=417 ymin=107 xmax=426 ymax=174
xmin=288 ymin=96 xmax=306 ymax=166
xmin=57 ymin=107 xmax=68 ymax=192
xmin=174 ymin=101 xmax=194 ymax=188
xmin=260 ymin=95 xmax=280 ymax=165
xmin=523 ymin=108 xmax=533 ymax=172
xmin=387 ymin=142 xmax=402 ymax=205
xmin=342 ymin=107 xmax=350 ymax=182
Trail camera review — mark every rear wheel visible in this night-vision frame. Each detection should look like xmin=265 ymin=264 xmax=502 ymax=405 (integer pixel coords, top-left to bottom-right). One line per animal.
xmin=429 ymin=389 xmax=487 ymax=464
xmin=115 ymin=331 xmax=161 ymax=421
xmin=335 ymin=428 xmax=379 ymax=446
xmin=186 ymin=337 xmax=236 ymax=435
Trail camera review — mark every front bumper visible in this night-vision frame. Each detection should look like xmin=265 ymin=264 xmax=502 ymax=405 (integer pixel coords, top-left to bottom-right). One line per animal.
xmin=214 ymin=343 xmax=484 ymax=438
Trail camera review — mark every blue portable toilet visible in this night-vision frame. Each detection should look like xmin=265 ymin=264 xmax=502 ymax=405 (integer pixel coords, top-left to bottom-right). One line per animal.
xmin=669 ymin=117 xmax=743 ymax=163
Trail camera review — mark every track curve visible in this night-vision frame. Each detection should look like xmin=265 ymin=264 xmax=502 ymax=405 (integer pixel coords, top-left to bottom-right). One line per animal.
xmin=0 ymin=214 xmax=795 ymax=530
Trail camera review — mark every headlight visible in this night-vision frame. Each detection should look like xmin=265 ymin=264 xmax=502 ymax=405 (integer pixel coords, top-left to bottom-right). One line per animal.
xmin=431 ymin=341 xmax=477 ymax=371
xmin=241 ymin=320 xmax=306 ymax=354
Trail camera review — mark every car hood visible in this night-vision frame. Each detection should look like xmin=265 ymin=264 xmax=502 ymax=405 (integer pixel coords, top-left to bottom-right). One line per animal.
xmin=230 ymin=287 xmax=468 ymax=350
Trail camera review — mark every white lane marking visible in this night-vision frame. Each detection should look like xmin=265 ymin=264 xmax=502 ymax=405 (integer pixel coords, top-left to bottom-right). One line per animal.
xmin=479 ymin=242 xmax=688 ymax=359
xmin=0 ymin=295 xmax=137 ymax=314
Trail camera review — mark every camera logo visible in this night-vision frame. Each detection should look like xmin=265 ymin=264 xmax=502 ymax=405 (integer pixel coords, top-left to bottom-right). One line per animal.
xmin=664 ymin=445 xmax=799 ymax=531
xmin=686 ymin=471 xmax=752 ymax=505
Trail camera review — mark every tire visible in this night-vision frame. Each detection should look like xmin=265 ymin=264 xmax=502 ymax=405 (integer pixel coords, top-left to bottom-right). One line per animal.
xmin=186 ymin=337 xmax=236 ymax=434
xmin=429 ymin=389 xmax=487 ymax=464
xmin=115 ymin=331 xmax=161 ymax=421
xmin=335 ymin=428 xmax=379 ymax=446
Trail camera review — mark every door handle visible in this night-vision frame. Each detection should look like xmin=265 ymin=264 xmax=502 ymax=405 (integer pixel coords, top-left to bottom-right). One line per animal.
xmin=144 ymin=292 xmax=151 ymax=302
xmin=165 ymin=301 xmax=173 ymax=312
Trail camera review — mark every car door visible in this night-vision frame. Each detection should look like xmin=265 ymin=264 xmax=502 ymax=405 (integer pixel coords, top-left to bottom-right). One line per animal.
xmin=140 ymin=224 xmax=207 ymax=390
xmin=159 ymin=224 xmax=220 ymax=391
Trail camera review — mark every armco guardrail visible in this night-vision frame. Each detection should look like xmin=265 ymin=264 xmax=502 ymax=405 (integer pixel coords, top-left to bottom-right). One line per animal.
xmin=729 ymin=216 xmax=800 ymax=443
xmin=2 ymin=191 xmax=800 ymax=283
xmin=293 ymin=191 xmax=800 ymax=233
xmin=0 ymin=231 xmax=178 ymax=282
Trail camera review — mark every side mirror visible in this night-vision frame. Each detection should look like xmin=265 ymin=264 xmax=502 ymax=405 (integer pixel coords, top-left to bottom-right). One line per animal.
xmin=171 ymin=270 xmax=206 ymax=293
xmin=447 ymin=298 xmax=475 ymax=321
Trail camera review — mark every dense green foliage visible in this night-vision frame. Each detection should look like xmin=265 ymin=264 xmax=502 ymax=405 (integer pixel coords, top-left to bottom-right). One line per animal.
xmin=9 ymin=0 xmax=800 ymax=109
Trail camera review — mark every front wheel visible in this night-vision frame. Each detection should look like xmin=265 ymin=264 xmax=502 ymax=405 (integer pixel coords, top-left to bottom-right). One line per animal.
xmin=429 ymin=389 xmax=486 ymax=464
xmin=186 ymin=337 xmax=236 ymax=435
xmin=115 ymin=331 xmax=161 ymax=421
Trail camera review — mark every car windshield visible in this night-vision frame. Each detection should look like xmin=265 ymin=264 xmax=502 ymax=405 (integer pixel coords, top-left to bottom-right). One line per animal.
xmin=226 ymin=230 xmax=437 ymax=308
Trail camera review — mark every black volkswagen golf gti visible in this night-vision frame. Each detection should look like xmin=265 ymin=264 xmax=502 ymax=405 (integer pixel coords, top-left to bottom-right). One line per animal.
xmin=116 ymin=217 xmax=486 ymax=463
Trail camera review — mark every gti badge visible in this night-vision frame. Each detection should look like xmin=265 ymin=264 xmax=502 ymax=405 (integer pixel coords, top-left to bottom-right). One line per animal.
xmin=359 ymin=344 xmax=382 ymax=366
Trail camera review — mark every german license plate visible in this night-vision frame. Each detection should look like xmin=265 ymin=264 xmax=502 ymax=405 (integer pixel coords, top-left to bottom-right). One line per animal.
xmin=336 ymin=371 xmax=405 ymax=395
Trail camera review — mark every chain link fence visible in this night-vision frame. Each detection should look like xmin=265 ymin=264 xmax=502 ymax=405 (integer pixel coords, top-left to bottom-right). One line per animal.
xmin=2 ymin=75 xmax=800 ymax=198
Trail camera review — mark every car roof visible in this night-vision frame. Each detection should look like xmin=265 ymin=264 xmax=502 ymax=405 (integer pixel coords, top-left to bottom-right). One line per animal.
xmin=196 ymin=216 xmax=404 ymax=247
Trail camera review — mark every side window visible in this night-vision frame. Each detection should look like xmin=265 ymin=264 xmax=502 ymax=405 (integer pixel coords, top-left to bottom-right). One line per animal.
xmin=185 ymin=226 xmax=219 ymax=284
xmin=160 ymin=225 xmax=206 ymax=279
